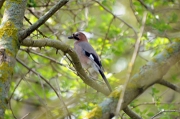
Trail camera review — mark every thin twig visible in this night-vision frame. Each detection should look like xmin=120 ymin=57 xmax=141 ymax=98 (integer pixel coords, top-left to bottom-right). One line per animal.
xmin=151 ymin=110 xmax=180 ymax=119
xmin=129 ymin=0 xmax=140 ymax=24
xmin=19 ymin=0 xmax=69 ymax=41
xmin=17 ymin=58 xmax=72 ymax=119
xmin=132 ymin=102 xmax=180 ymax=109
xmin=27 ymin=9 xmax=61 ymax=40
xmin=93 ymin=0 xmax=137 ymax=34
xmin=20 ymin=113 xmax=30 ymax=119
xmin=115 ymin=12 xmax=148 ymax=118
xmin=20 ymin=48 xmax=76 ymax=72
xmin=24 ymin=77 xmax=54 ymax=118
xmin=122 ymin=102 xmax=180 ymax=117
xmin=100 ymin=17 xmax=115 ymax=57
xmin=123 ymin=106 xmax=142 ymax=119
xmin=8 ymin=71 xmax=30 ymax=119
xmin=158 ymin=79 xmax=180 ymax=93
xmin=24 ymin=16 xmax=47 ymax=38
xmin=137 ymin=0 xmax=153 ymax=13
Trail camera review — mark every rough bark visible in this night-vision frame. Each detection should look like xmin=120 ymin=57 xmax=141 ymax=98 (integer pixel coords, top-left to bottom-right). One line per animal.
xmin=0 ymin=0 xmax=27 ymax=117
xmin=85 ymin=41 xmax=180 ymax=119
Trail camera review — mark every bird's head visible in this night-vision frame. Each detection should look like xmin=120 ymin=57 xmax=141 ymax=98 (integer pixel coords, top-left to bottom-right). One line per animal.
xmin=68 ymin=32 xmax=87 ymax=41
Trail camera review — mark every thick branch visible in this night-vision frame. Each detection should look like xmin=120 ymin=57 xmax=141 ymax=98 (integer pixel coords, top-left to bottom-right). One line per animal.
xmin=21 ymin=38 xmax=111 ymax=95
xmin=85 ymin=41 xmax=180 ymax=119
xmin=19 ymin=0 xmax=68 ymax=41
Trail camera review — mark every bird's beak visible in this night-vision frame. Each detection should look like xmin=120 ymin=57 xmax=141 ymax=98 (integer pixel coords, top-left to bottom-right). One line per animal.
xmin=68 ymin=34 xmax=80 ymax=40
xmin=68 ymin=35 xmax=74 ymax=39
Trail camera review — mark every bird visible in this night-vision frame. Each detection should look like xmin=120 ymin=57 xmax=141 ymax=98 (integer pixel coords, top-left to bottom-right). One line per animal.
xmin=68 ymin=32 xmax=112 ymax=92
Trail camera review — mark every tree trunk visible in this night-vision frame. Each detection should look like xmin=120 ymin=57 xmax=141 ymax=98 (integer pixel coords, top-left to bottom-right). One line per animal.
xmin=0 ymin=0 xmax=27 ymax=117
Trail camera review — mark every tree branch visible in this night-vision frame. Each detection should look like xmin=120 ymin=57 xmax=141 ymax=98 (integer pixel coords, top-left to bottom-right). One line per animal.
xmin=93 ymin=0 xmax=138 ymax=34
xmin=20 ymin=48 xmax=74 ymax=70
xmin=123 ymin=106 xmax=142 ymax=119
xmin=0 ymin=0 xmax=5 ymax=9
xmin=16 ymin=58 xmax=72 ymax=119
xmin=85 ymin=41 xmax=180 ymax=119
xmin=158 ymin=79 xmax=180 ymax=93
xmin=132 ymin=102 xmax=180 ymax=109
xmin=116 ymin=12 xmax=147 ymax=116
xmin=21 ymin=38 xmax=111 ymax=95
xmin=137 ymin=0 xmax=153 ymax=13
xmin=9 ymin=71 xmax=30 ymax=119
xmin=151 ymin=110 xmax=180 ymax=119
xmin=24 ymin=16 xmax=47 ymax=38
xmin=19 ymin=0 xmax=69 ymax=41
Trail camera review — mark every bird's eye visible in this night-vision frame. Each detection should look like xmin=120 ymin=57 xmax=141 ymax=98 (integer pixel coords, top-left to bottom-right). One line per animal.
xmin=75 ymin=34 xmax=79 ymax=37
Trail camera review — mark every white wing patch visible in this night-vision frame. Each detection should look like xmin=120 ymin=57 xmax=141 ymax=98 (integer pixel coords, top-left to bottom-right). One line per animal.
xmin=89 ymin=54 xmax=94 ymax=60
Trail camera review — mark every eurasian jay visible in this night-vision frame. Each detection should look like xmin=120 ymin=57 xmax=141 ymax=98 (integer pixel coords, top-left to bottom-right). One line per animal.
xmin=68 ymin=32 xmax=112 ymax=92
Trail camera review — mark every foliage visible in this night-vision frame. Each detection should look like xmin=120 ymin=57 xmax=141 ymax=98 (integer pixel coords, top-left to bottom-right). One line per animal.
xmin=0 ymin=0 xmax=180 ymax=118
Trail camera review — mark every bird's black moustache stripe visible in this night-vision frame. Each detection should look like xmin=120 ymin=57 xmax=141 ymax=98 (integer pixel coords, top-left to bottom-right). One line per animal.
xmin=74 ymin=35 xmax=80 ymax=40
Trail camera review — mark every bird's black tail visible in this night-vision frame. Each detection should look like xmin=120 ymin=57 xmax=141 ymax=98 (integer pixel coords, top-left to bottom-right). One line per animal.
xmin=99 ymin=69 xmax=112 ymax=92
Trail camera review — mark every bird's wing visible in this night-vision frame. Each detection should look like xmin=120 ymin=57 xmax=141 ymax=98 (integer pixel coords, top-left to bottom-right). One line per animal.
xmin=77 ymin=41 xmax=112 ymax=92
xmin=78 ymin=41 xmax=102 ymax=70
